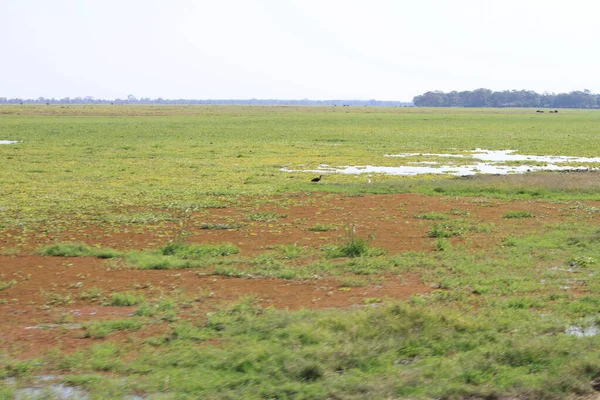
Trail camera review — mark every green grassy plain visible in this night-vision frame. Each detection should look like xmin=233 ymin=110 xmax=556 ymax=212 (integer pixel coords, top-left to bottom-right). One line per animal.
xmin=3 ymin=105 xmax=600 ymax=399
xmin=2 ymin=105 xmax=600 ymax=218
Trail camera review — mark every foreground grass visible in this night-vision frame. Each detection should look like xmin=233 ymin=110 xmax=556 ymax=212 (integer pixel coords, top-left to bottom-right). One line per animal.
xmin=3 ymin=300 xmax=597 ymax=399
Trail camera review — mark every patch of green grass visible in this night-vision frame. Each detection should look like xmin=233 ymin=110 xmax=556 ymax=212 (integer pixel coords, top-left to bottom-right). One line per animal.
xmin=135 ymin=298 xmax=177 ymax=318
xmin=108 ymin=291 xmax=145 ymax=306
xmin=198 ymin=223 xmax=241 ymax=230
xmin=322 ymin=226 xmax=386 ymax=258
xmin=270 ymin=244 xmax=309 ymax=259
xmin=415 ymin=212 xmax=448 ymax=220
xmin=105 ymin=211 xmax=176 ymax=224
xmin=338 ymin=276 xmax=369 ymax=287
xmin=434 ymin=238 xmax=452 ymax=251
xmin=566 ymin=230 xmax=600 ymax=248
xmin=41 ymin=291 xmax=74 ymax=306
xmin=77 ymin=287 xmax=104 ymax=302
xmin=40 ymin=243 xmax=95 ymax=257
xmin=2 ymin=359 xmax=37 ymax=378
xmin=0 ymin=247 xmax=20 ymax=256
xmin=0 ymin=279 xmax=17 ymax=291
xmin=337 ymin=258 xmax=384 ymax=275
xmin=567 ymin=256 xmax=596 ymax=268
xmin=122 ymin=243 xmax=240 ymax=269
xmin=247 ymin=212 xmax=288 ymax=222
xmin=504 ymin=210 xmax=534 ymax=218
xmin=204 ymin=251 xmax=315 ymax=280
xmin=41 ymin=243 xmax=121 ymax=258
xmin=84 ymin=318 xmax=144 ymax=338
xmin=451 ymin=208 xmax=471 ymax=216
xmin=363 ymin=297 xmax=383 ymax=304
xmin=471 ymin=222 xmax=495 ymax=233
xmin=307 ymin=223 xmax=337 ymax=232
xmin=428 ymin=222 xmax=464 ymax=238
xmin=161 ymin=241 xmax=240 ymax=258
xmin=37 ymin=298 xmax=600 ymax=399
xmin=124 ymin=252 xmax=203 ymax=269
xmin=0 ymin=387 xmax=14 ymax=399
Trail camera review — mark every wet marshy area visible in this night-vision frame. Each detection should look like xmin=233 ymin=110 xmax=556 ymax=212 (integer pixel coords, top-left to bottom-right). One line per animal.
xmin=282 ymin=149 xmax=600 ymax=176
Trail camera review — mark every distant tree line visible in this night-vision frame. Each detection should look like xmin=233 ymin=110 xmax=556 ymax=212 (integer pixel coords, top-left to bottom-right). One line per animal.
xmin=412 ymin=89 xmax=600 ymax=108
xmin=0 ymin=95 xmax=411 ymax=107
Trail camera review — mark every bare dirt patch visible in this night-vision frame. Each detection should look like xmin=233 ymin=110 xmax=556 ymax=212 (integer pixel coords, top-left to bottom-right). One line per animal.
xmin=0 ymin=193 xmax=592 ymax=359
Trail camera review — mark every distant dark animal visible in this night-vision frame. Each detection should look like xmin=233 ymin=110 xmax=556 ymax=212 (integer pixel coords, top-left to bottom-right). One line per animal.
xmin=554 ymin=110 xmax=559 ymax=113
xmin=311 ymin=175 xmax=323 ymax=183
xmin=536 ymin=110 xmax=543 ymax=113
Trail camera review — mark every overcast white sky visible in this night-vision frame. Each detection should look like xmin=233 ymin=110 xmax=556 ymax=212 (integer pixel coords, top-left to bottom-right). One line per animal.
xmin=1 ymin=0 xmax=598 ymax=101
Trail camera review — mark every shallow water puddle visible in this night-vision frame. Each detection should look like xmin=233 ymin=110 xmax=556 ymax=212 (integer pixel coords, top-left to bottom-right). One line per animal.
xmin=3 ymin=376 xmax=88 ymax=400
xmin=386 ymin=149 xmax=600 ymax=164
xmin=15 ymin=384 xmax=89 ymax=400
xmin=282 ymin=149 xmax=600 ymax=176
xmin=5 ymin=375 xmax=147 ymax=400
xmin=565 ymin=325 xmax=599 ymax=337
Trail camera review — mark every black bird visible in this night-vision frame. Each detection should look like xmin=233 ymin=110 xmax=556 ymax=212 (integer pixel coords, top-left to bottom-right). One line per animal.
xmin=311 ymin=175 xmax=323 ymax=183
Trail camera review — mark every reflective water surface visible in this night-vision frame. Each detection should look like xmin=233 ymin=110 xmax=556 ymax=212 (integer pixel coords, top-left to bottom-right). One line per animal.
xmin=281 ymin=149 xmax=600 ymax=176
xmin=565 ymin=325 xmax=599 ymax=337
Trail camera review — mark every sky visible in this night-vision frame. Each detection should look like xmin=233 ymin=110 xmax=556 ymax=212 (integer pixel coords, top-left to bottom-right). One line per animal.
xmin=1 ymin=0 xmax=599 ymax=101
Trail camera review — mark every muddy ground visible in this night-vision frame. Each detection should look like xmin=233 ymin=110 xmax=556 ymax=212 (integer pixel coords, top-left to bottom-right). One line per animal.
xmin=0 ymin=193 xmax=590 ymax=359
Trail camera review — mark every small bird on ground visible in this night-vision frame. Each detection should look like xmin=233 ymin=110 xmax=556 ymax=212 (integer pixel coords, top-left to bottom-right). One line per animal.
xmin=311 ymin=175 xmax=323 ymax=182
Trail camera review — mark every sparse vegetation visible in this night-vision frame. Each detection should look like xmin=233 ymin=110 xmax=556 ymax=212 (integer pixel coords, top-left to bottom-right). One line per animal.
xmin=41 ymin=243 xmax=121 ymax=258
xmin=415 ymin=212 xmax=448 ymax=220
xmin=428 ymin=222 xmax=464 ymax=238
xmin=434 ymin=238 xmax=451 ymax=251
xmin=504 ymin=210 xmax=534 ymax=218
xmin=307 ymin=223 xmax=337 ymax=232
xmin=322 ymin=225 xmax=386 ymax=258
xmin=77 ymin=287 xmax=104 ymax=302
xmin=107 ymin=292 xmax=145 ymax=306
xmin=84 ymin=318 xmax=144 ymax=338
xmin=0 ymin=280 xmax=16 ymax=291
xmin=41 ymin=292 xmax=74 ymax=306
xmin=247 ymin=212 xmax=288 ymax=222
xmin=38 ymin=241 xmax=240 ymax=270
xmin=161 ymin=241 xmax=240 ymax=258
xmin=198 ymin=223 xmax=241 ymax=230
xmin=41 ymin=243 xmax=120 ymax=258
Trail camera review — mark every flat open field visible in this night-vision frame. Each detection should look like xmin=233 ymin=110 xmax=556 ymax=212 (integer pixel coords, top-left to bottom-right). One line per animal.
xmin=2 ymin=105 xmax=600 ymax=399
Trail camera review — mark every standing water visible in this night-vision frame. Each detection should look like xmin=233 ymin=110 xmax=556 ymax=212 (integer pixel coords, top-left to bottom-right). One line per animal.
xmin=281 ymin=149 xmax=600 ymax=176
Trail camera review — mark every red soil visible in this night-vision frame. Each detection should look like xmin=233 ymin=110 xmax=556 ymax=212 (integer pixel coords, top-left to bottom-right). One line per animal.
xmin=0 ymin=193 xmax=586 ymax=359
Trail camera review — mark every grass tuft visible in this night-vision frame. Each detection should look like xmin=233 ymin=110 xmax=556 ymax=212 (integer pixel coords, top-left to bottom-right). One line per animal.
xmin=307 ymin=223 xmax=337 ymax=232
xmin=198 ymin=223 xmax=241 ymax=230
xmin=504 ymin=210 xmax=533 ymax=218
xmin=160 ymin=242 xmax=240 ymax=258
xmin=84 ymin=319 xmax=143 ymax=338
xmin=108 ymin=292 xmax=145 ymax=306
xmin=415 ymin=212 xmax=448 ymax=220
xmin=0 ymin=280 xmax=17 ymax=291
xmin=41 ymin=243 xmax=121 ymax=258
xmin=322 ymin=225 xmax=386 ymax=258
